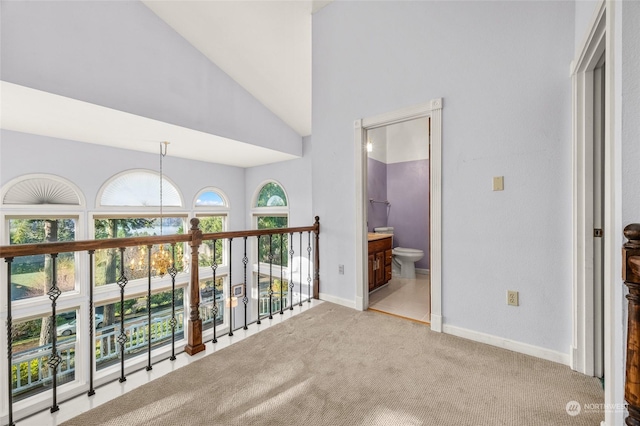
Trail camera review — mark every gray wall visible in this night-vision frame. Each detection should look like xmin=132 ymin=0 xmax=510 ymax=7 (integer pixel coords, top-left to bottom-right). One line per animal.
xmin=0 ymin=0 xmax=302 ymax=155
xmin=312 ymin=0 xmax=574 ymax=352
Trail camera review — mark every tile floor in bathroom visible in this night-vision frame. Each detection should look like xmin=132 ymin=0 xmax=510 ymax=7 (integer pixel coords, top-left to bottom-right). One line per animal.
xmin=368 ymin=272 xmax=430 ymax=323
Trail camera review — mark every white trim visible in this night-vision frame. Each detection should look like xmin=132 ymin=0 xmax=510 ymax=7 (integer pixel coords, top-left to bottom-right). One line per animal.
xmin=193 ymin=186 xmax=230 ymax=209
xmin=571 ymin=0 xmax=605 ymax=377
xmin=1 ymin=173 xmax=86 ymax=208
xmin=319 ymin=292 xmax=357 ymax=309
xmin=572 ymin=1 xmax=622 ymax=425
xmin=354 ymin=99 xmax=443 ymax=333
xmin=95 ymin=168 xmax=184 ymax=209
xmin=443 ymin=324 xmax=570 ymax=366
xmin=251 ymin=179 xmax=289 ymax=209
xmin=415 ymin=268 xmax=430 ymax=275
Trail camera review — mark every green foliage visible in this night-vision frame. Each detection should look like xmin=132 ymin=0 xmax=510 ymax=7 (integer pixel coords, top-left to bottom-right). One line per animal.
xmin=256 ymin=182 xmax=287 ymax=207
xmin=199 ymin=216 xmax=224 ymax=266
xmin=257 ymin=216 xmax=288 ymax=266
xmin=10 ymin=219 xmax=75 ymax=244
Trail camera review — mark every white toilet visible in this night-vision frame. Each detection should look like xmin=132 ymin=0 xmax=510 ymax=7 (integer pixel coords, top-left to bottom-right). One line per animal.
xmin=373 ymin=227 xmax=424 ymax=279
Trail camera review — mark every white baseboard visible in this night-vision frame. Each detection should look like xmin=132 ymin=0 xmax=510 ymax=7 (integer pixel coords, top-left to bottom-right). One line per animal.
xmin=319 ymin=293 xmax=357 ymax=309
xmin=442 ymin=324 xmax=570 ymax=366
xmin=416 ymin=268 xmax=430 ymax=275
xmin=430 ymin=313 xmax=442 ymax=332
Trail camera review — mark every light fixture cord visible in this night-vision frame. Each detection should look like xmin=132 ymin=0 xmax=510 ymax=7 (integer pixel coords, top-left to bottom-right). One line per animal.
xmin=160 ymin=142 xmax=168 ymax=236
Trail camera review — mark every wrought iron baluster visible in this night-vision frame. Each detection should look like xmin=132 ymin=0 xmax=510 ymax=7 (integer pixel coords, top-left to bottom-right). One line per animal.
xmin=280 ymin=233 xmax=284 ymax=314
xmin=169 ymin=244 xmax=177 ymax=361
xmin=46 ymin=253 xmax=61 ymax=413
xmin=212 ymin=239 xmax=218 ymax=344
xmin=146 ymin=245 xmax=152 ymax=371
xmin=6 ymin=257 xmax=15 ymax=426
xmin=257 ymin=235 xmax=261 ymax=325
xmin=242 ymin=237 xmax=249 ymax=330
xmin=117 ymin=247 xmax=128 ymax=383
xmin=299 ymin=232 xmax=303 ymax=306
xmin=88 ymin=250 xmax=96 ymax=396
xmin=307 ymin=231 xmax=312 ymax=303
xmin=268 ymin=234 xmax=273 ymax=319
xmin=289 ymin=233 xmax=294 ymax=310
xmin=228 ymin=238 xmax=234 ymax=336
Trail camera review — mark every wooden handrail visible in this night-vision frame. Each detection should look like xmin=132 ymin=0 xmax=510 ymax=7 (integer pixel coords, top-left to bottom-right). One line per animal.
xmin=0 ymin=221 xmax=319 ymax=258
xmin=623 ymin=223 xmax=640 ymax=425
xmin=1 ymin=216 xmax=320 ymax=358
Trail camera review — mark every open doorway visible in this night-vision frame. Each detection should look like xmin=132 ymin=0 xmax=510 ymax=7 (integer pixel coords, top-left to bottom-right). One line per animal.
xmin=354 ymin=99 xmax=443 ymax=332
xmin=365 ymin=118 xmax=431 ymax=323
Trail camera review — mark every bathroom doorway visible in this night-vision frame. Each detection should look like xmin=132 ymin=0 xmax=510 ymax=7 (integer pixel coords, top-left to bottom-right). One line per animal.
xmin=365 ymin=117 xmax=431 ymax=323
xmin=354 ymin=99 xmax=443 ymax=332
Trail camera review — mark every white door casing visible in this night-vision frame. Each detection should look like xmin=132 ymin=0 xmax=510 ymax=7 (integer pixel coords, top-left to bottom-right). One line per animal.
xmin=354 ymin=99 xmax=443 ymax=332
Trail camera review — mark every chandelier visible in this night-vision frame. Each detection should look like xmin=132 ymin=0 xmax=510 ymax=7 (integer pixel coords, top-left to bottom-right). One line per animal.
xmin=130 ymin=141 xmax=173 ymax=277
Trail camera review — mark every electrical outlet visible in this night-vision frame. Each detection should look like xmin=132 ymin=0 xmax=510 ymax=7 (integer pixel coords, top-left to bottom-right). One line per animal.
xmin=507 ymin=290 xmax=519 ymax=306
xmin=338 ymin=264 xmax=344 ymax=275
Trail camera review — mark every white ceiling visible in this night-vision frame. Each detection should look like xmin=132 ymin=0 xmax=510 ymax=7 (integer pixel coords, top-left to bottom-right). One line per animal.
xmin=143 ymin=0 xmax=331 ymax=137
xmin=0 ymin=81 xmax=298 ymax=168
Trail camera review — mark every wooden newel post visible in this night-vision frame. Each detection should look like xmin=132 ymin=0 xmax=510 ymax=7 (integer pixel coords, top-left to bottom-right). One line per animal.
xmin=623 ymin=223 xmax=640 ymax=425
xmin=185 ymin=218 xmax=205 ymax=355
xmin=313 ymin=216 xmax=320 ymax=299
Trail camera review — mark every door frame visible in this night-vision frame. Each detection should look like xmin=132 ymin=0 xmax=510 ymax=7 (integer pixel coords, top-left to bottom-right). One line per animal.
xmin=571 ymin=1 xmax=621 ymax=425
xmin=354 ymin=98 xmax=443 ymax=332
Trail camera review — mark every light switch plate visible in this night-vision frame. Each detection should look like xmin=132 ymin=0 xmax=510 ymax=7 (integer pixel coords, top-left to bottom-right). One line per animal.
xmin=493 ymin=176 xmax=504 ymax=191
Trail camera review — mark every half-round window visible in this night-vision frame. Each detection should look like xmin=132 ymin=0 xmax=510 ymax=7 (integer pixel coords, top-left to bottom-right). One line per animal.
xmin=99 ymin=170 xmax=182 ymax=207
xmin=195 ymin=189 xmax=228 ymax=208
xmin=2 ymin=174 xmax=84 ymax=206
xmin=255 ymin=182 xmax=287 ymax=207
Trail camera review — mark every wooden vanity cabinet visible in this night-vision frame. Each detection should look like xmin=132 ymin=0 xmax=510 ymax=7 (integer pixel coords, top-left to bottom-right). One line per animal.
xmin=368 ymin=236 xmax=392 ymax=292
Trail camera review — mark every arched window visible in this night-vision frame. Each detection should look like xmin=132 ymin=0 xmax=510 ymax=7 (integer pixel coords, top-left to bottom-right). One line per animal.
xmin=98 ymin=170 xmax=182 ymax=207
xmin=254 ymin=181 xmax=288 ymax=207
xmin=194 ymin=187 xmax=230 ymax=269
xmin=252 ymin=181 xmax=289 ymax=315
xmin=1 ymin=174 xmax=83 ymax=303
xmin=2 ymin=174 xmax=84 ymax=206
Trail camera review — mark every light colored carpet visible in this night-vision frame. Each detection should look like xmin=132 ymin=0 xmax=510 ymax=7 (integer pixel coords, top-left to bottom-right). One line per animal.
xmin=61 ymin=302 xmax=604 ymax=426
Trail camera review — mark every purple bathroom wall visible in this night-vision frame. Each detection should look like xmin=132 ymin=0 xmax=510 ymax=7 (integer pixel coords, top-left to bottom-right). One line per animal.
xmin=387 ymin=159 xmax=429 ymax=269
xmin=367 ymin=157 xmax=388 ymax=231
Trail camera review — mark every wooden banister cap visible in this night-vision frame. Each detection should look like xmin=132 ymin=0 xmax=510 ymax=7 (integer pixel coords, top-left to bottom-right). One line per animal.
xmin=625 ymin=224 xmax=640 ymax=249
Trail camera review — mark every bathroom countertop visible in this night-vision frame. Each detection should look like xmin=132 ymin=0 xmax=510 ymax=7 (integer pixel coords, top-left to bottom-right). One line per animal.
xmin=368 ymin=233 xmax=393 ymax=242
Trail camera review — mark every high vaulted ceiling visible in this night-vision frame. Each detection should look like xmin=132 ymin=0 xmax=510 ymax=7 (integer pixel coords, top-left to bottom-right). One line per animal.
xmin=143 ymin=0 xmax=332 ymax=137
xmin=1 ymin=1 xmax=331 ymax=168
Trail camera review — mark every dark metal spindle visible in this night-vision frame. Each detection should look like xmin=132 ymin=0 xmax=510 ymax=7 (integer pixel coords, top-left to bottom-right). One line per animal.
xmin=88 ymin=250 xmax=96 ymax=396
xmin=243 ymin=237 xmax=248 ymax=330
xmin=257 ymin=235 xmax=261 ymax=325
xmin=289 ymin=233 xmax=294 ymax=310
xmin=169 ymin=244 xmax=177 ymax=361
xmin=47 ymin=253 xmax=61 ymax=413
xmin=307 ymin=231 xmax=312 ymax=303
xmin=268 ymin=234 xmax=273 ymax=319
xmin=212 ymin=239 xmax=218 ymax=344
xmin=146 ymin=245 xmax=152 ymax=371
xmin=228 ymin=238 xmax=234 ymax=336
xmin=280 ymin=233 xmax=284 ymax=314
xmin=117 ymin=247 xmax=128 ymax=383
xmin=6 ymin=257 xmax=15 ymax=426
xmin=299 ymin=233 xmax=303 ymax=306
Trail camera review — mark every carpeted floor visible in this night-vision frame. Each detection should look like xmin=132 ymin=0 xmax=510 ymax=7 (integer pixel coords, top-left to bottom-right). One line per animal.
xmin=61 ymin=302 xmax=604 ymax=426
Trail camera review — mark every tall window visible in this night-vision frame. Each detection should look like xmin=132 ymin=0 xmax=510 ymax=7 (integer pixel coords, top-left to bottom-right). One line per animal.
xmin=194 ymin=188 xmax=229 ymax=330
xmin=1 ymin=175 xmax=83 ymax=401
xmin=253 ymin=181 xmax=289 ymax=314
xmin=92 ymin=170 xmax=188 ymax=370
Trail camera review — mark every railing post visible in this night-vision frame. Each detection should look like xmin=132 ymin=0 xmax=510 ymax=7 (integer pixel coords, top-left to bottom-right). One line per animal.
xmin=185 ymin=218 xmax=205 ymax=355
xmin=313 ymin=216 xmax=320 ymax=299
xmin=623 ymin=223 xmax=640 ymax=426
